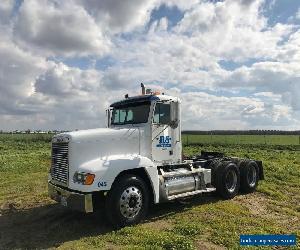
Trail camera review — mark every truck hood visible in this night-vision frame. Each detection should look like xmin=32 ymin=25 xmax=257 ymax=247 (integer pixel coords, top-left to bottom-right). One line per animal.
xmin=50 ymin=127 xmax=143 ymax=192
xmin=64 ymin=127 xmax=138 ymax=144
xmin=54 ymin=127 xmax=140 ymax=161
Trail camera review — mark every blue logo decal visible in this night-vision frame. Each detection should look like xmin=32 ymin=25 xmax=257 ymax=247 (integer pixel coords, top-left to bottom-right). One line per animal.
xmin=98 ymin=181 xmax=107 ymax=187
xmin=156 ymin=136 xmax=172 ymax=148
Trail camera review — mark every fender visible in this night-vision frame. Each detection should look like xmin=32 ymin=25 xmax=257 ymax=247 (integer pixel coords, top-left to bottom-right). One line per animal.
xmin=68 ymin=154 xmax=160 ymax=203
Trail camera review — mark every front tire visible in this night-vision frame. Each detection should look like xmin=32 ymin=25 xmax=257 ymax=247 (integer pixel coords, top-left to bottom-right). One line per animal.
xmin=105 ymin=174 xmax=149 ymax=228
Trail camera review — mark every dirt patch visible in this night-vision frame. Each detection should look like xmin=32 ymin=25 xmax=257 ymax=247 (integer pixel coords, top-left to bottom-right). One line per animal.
xmin=234 ymin=192 xmax=269 ymax=216
xmin=0 ymin=199 xmax=52 ymax=215
xmin=102 ymin=243 xmax=122 ymax=250
xmin=234 ymin=192 xmax=300 ymax=231
xmin=143 ymin=219 xmax=172 ymax=230
xmin=0 ymin=202 xmax=19 ymax=215
xmin=196 ymin=240 xmax=226 ymax=250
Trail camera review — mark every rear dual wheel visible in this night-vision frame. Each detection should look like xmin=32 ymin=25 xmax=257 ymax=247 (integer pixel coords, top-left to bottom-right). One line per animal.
xmin=215 ymin=161 xmax=240 ymax=199
xmin=215 ymin=160 xmax=259 ymax=199
xmin=240 ymin=160 xmax=259 ymax=193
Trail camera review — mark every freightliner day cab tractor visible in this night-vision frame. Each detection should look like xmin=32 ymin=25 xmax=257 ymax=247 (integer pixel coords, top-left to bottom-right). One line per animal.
xmin=48 ymin=84 xmax=264 ymax=227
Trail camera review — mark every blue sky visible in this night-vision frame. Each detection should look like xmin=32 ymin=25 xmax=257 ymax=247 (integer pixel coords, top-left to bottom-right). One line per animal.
xmin=0 ymin=0 xmax=300 ymax=131
xmin=264 ymin=0 xmax=300 ymax=25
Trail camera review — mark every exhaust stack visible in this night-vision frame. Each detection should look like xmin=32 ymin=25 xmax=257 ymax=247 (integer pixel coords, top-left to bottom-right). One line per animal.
xmin=141 ymin=83 xmax=145 ymax=95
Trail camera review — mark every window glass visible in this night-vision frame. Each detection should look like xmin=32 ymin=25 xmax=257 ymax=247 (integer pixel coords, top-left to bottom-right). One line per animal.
xmin=153 ymin=111 xmax=160 ymax=123
xmin=113 ymin=110 xmax=120 ymax=123
xmin=111 ymin=102 xmax=150 ymax=125
xmin=153 ymin=103 xmax=170 ymax=124
xmin=127 ymin=110 xmax=133 ymax=122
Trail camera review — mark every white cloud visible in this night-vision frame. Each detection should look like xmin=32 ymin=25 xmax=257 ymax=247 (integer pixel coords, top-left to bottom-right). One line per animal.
xmin=178 ymin=91 xmax=295 ymax=130
xmin=111 ymin=30 xmax=219 ymax=91
xmin=35 ymin=62 xmax=102 ymax=96
xmin=218 ymin=61 xmax=300 ymax=110
xmin=14 ymin=0 xmax=111 ymax=57
xmin=253 ymin=92 xmax=281 ymax=100
xmin=76 ymin=0 xmax=158 ymax=33
xmin=0 ymin=0 xmax=300 ymax=131
xmin=277 ymin=30 xmax=300 ymax=63
xmin=0 ymin=36 xmax=47 ymax=116
xmin=296 ymin=7 xmax=300 ymax=20
xmin=160 ymin=0 xmax=199 ymax=11
xmin=175 ymin=0 xmax=293 ymax=62
xmin=0 ymin=0 xmax=14 ymax=25
xmin=0 ymin=60 xmax=110 ymax=131
xmin=31 ymin=62 xmax=109 ymax=129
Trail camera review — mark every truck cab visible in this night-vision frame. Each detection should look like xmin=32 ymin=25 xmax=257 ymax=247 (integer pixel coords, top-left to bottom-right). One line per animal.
xmin=109 ymin=94 xmax=181 ymax=164
xmin=48 ymin=86 xmax=263 ymax=227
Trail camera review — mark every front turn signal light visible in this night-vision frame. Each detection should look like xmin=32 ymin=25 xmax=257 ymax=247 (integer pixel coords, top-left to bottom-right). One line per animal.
xmin=84 ymin=173 xmax=95 ymax=185
xmin=74 ymin=172 xmax=95 ymax=185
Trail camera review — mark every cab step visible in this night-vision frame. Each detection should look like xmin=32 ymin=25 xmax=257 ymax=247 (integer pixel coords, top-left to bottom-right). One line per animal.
xmin=167 ymin=187 xmax=216 ymax=201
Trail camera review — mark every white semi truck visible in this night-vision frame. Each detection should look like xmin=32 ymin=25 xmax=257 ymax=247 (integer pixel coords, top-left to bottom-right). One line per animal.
xmin=48 ymin=84 xmax=264 ymax=227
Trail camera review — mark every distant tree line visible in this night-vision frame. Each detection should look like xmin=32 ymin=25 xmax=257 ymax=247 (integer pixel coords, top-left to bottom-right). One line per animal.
xmin=182 ymin=130 xmax=300 ymax=135
xmin=0 ymin=130 xmax=67 ymax=134
xmin=1 ymin=129 xmax=299 ymax=135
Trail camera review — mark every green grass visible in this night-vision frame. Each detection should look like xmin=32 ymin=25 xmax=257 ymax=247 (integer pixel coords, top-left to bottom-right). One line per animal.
xmin=0 ymin=134 xmax=299 ymax=249
xmin=0 ymin=138 xmax=51 ymax=207
xmin=182 ymin=134 xmax=300 ymax=146
xmin=0 ymin=133 xmax=53 ymax=142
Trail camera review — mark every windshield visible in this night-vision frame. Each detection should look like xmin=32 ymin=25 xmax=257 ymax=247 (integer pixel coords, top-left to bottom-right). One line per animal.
xmin=111 ymin=101 xmax=150 ymax=125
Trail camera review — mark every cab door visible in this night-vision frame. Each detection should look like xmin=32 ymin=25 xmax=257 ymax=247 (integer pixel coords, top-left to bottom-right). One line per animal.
xmin=151 ymin=102 xmax=181 ymax=164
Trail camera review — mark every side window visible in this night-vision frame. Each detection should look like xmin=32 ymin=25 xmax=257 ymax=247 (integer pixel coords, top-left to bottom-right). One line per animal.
xmin=113 ymin=109 xmax=127 ymax=123
xmin=127 ymin=110 xmax=133 ymax=122
xmin=153 ymin=103 xmax=170 ymax=124
xmin=113 ymin=110 xmax=120 ymax=123
xmin=119 ymin=110 xmax=126 ymax=123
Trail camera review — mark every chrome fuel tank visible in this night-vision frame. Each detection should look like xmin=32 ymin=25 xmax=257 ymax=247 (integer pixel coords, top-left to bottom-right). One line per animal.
xmin=165 ymin=175 xmax=197 ymax=196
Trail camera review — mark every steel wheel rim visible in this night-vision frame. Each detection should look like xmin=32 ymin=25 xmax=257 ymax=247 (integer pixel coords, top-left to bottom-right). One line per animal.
xmin=247 ymin=166 xmax=257 ymax=187
xmin=119 ymin=186 xmax=142 ymax=219
xmin=225 ymin=169 xmax=237 ymax=193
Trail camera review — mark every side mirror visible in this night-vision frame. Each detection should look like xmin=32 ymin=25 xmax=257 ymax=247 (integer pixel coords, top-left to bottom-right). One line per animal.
xmin=170 ymin=102 xmax=179 ymax=129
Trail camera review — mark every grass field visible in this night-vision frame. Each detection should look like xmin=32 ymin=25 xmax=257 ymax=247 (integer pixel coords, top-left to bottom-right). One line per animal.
xmin=182 ymin=134 xmax=300 ymax=146
xmin=0 ymin=134 xmax=299 ymax=249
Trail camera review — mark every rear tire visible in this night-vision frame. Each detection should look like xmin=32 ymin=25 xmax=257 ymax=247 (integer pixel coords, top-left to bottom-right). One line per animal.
xmin=240 ymin=160 xmax=259 ymax=193
xmin=216 ymin=161 xmax=240 ymax=199
xmin=105 ymin=174 xmax=149 ymax=228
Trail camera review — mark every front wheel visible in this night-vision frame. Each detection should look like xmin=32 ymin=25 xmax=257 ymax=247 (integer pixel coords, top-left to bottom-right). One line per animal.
xmin=105 ymin=174 xmax=149 ymax=228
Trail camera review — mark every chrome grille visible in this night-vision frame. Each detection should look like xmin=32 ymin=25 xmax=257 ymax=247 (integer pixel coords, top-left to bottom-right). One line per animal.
xmin=51 ymin=142 xmax=69 ymax=185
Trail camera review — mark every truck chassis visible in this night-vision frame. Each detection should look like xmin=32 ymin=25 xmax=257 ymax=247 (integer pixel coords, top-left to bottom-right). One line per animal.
xmin=49 ymin=150 xmax=263 ymax=227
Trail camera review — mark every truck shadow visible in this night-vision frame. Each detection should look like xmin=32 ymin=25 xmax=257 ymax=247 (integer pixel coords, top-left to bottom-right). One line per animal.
xmin=147 ymin=193 xmax=219 ymax=223
xmin=0 ymin=204 xmax=112 ymax=249
xmin=0 ymin=194 xmax=219 ymax=249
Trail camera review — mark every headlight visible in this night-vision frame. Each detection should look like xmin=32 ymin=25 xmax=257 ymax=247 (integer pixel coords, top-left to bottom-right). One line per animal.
xmin=73 ymin=172 xmax=95 ymax=185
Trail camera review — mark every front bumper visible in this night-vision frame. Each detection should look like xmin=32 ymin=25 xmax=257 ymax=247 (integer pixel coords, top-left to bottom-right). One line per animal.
xmin=48 ymin=181 xmax=93 ymax=213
